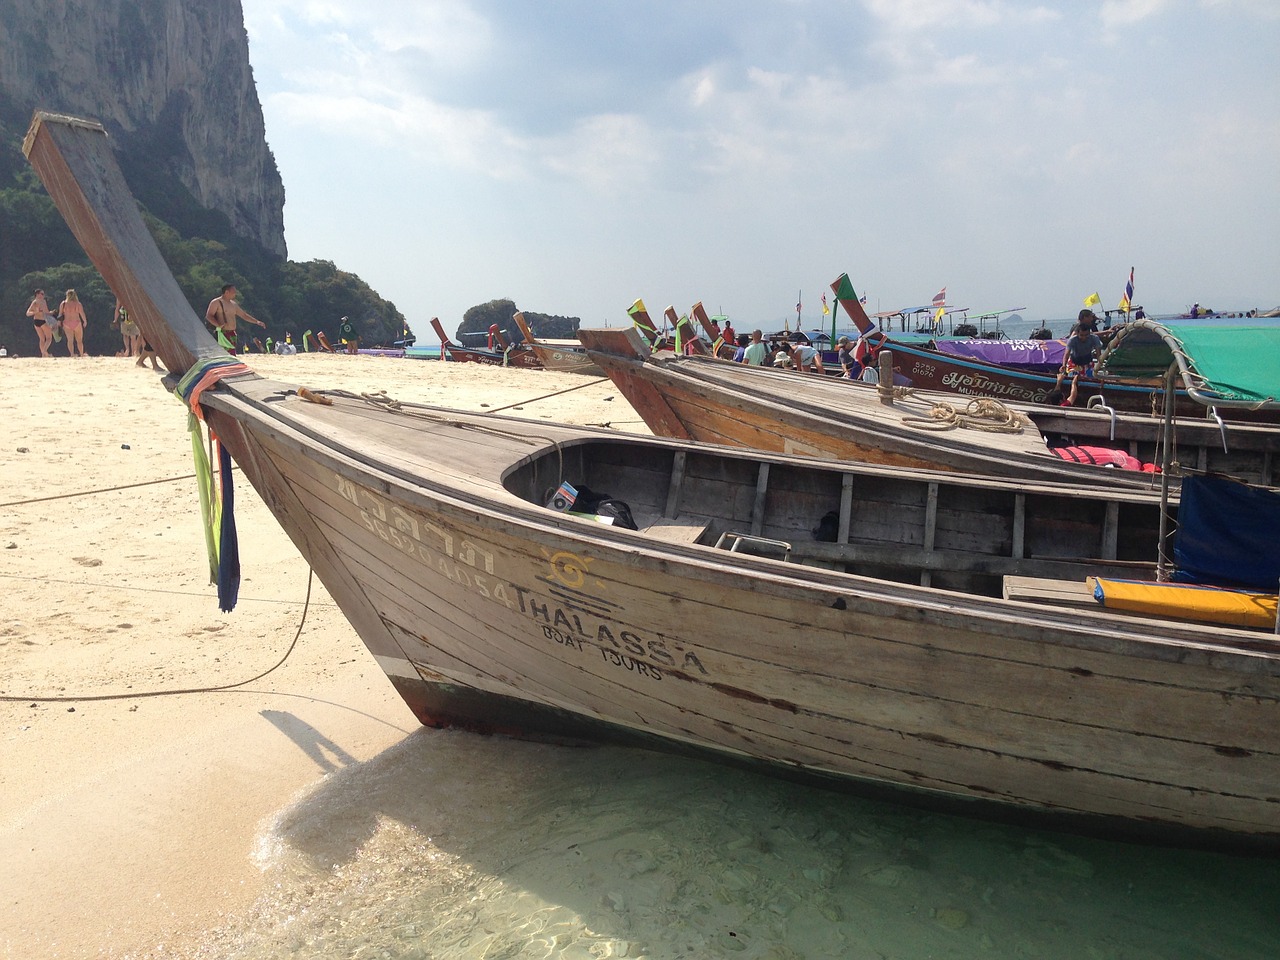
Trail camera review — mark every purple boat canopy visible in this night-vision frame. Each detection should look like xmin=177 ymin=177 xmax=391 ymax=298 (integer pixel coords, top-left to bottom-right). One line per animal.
xmin=933 ymin=338 xmax=1065 ymax=370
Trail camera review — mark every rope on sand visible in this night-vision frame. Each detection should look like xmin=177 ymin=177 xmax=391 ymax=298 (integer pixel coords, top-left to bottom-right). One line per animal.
xmin=0 ymin=570 xmax=316 ymax=703
xmin=321 ymin=373 xmax=610 ymax=418
xmin=903 ymin=397 xmax=1031 ymax=433
xmin=0 ymin=472 xmax=206 ymax=508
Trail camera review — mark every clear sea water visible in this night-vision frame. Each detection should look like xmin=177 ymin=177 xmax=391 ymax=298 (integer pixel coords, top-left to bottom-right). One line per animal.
xmin=196 ymin=728 xmax=1277 ymax=959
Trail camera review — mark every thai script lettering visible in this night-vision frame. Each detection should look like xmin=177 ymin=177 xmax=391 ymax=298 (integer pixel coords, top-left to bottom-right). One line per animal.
xmin=939 ymin=371 xmax=1047 ymax=402
xmin=334 ymin=473 xmax=510 ymax=605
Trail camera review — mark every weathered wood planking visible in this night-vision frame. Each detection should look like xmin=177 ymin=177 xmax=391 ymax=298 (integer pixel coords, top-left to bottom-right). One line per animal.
xmin=238 ymin=415 xmax=1280 ymax=826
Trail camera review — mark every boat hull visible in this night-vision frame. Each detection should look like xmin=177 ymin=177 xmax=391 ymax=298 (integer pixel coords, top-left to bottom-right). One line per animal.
xmin=202 ymin=392 xmax=1279 ymax=851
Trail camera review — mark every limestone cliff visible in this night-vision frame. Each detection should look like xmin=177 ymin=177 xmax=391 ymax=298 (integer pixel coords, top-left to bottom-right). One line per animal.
xmin=0 ymin=0 xmax=286 ymax=257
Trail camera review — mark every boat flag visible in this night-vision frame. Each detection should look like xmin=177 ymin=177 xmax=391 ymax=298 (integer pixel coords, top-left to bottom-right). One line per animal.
xmin=1118 ymin=267 xmax=1134 ymax=313
xmin=934 ymin=306 xmax=945 ymax=329
xmin=932 ymin=287 xmax=946 ymax=308
xmin=859 ymin=291 xmax=868 ymax=305
xmin=1083 ymin=292 xmax=1102 ymax=309
xmin=821 ymin=293 xmax=829 ymax=316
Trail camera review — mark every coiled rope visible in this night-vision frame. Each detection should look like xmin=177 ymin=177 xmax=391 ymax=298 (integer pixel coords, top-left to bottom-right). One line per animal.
xmin=903 ymin=397 xmax=1031 ymax=433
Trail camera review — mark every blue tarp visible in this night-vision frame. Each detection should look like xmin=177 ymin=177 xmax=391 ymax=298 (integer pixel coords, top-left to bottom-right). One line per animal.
xmin=1173 ymin=475 xmax=1280 ymax=591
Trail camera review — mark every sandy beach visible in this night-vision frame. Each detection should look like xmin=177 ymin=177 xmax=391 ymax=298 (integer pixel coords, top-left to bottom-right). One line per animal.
xmin=0 ymin=352 xmax=645 ymax=959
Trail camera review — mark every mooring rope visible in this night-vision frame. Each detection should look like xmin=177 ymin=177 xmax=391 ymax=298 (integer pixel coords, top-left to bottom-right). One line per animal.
xmin=903 ymin=397 xmax=1031 ymax=433
xmin=0 ymin=569 xmax=316 ymax=703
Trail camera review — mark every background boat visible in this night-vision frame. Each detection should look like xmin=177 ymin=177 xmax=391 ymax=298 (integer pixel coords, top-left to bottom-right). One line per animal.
xmin=831 ymin=274 xmax=1280 ymax=423
xmin=430 ymin=316 xmax=542 ymax=368
xmin=579 ymin=327 xmax=1280 ymax=488
xmin=511 ymin=311 xmax=602 ymax=375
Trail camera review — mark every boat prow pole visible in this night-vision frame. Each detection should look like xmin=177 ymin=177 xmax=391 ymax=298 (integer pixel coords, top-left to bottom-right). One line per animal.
xmin=830 ymin=272 xmax=878 ymax=339
xmin=511 ymin=311 xmax=538 ymax=347
xmin=429 ymin=316 xmax=454 ymax=350
xmin=22 ymin=111 xmax=232 ymax=380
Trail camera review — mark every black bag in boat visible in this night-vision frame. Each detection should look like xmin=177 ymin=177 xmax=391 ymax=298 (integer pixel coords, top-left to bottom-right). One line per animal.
xmin=571 ymin=485 xmax=639 ymax=530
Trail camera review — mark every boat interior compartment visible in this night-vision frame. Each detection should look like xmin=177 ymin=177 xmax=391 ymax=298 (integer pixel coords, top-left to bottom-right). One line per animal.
xmin=502 ymin=438 xmax=1166 ymax=599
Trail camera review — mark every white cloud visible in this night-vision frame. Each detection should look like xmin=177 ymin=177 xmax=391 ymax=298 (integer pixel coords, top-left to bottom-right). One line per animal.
xmin=246 ymin=0 xmax=491 ymax=68
xmin=267 ymin=86 xmax=530 ymax=180
xmin=537 ymin=114 xmax=660 ymax=191
xmin=1100 ymin=0 xmax=1170 ymax=31
xmin=1199 ymin=0 xmax=1280 ymax=18
xmin=863 ymin=0 xmax=1059 ymax=31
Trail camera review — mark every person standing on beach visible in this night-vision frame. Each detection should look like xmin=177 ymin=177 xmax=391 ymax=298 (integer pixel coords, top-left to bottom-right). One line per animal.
xmin=338 ymin=316 xmax=359 ymax=354
xmin=26 ymin=289 xmax=55 ymax=357
xmin=741 ymin=329 xmax=767 ymax=365
xmin=116 ymin=298 xmax=161 ymax=368
xmin=58 ymin=289 xmax=89 ymax=357
xmin=115 ymin=299 xmax=142 ymax=358
xmin=205 ymin=283 xmax=265 ymax=355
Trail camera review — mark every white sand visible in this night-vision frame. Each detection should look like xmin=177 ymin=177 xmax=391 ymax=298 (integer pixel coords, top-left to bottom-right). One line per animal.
xmin=0 ymin=353 xmax=645 ymax=958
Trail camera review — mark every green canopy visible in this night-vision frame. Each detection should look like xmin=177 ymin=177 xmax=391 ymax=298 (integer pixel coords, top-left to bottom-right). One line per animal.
xmin=1096 ymin=320 xmax=1280 ymax=409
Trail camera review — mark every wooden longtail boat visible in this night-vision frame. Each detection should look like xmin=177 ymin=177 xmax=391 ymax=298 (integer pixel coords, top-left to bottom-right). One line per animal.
xmin=26 ymin=112 xmax=1280 ymax=851
xmin=430 ymin=316 xmax=542 ymax=368
xmin=510 ymin=311 xmax=603 ymax=376
xmin=830 ymin=274 xmax=1280 ymax=424
xmin=577 ymin=327 xmax=1280 ymax=489
xmin=690 ymin=302 xmax=740 ymax=359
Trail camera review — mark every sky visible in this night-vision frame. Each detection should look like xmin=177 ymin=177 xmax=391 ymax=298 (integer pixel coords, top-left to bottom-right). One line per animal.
xmin=239 ymin=0 xmax=1279 ymax=337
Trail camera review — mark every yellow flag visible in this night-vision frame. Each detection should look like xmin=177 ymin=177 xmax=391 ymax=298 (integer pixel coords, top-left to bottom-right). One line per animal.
xmin=1083 ymin=292 xmax=1102 ymax=308
xmin=934 ymin=306 xmax=945 ymax=328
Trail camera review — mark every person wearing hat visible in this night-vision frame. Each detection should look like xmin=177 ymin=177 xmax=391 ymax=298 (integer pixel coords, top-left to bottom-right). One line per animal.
xmin=338 ymin=315 xmax=359 ymax=353
xmin=836 ymin=335 xmax=862 ymax=379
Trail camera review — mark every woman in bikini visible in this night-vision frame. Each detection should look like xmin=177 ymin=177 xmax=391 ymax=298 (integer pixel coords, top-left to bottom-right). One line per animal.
xmin=58 ymin=289 xmax=89 ymax=357
xmin=26 ymin=289 xmax=54 ymax=357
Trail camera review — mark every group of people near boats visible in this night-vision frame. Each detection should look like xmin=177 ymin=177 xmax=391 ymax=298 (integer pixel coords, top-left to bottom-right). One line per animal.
xmin=204 ymin=283 xmax=361 ymax=355
xmin=25 ymin=286 xmax=163 ymax=368
xmin=723 ymin=327 xmax=878 ymax=381
xmin=25 ymin=288 xmax=88 ymax=358
xmin=23 ymin=280 xmax=361 ymax=361
xmin=713 ymin=305 xmax=1125 ymax=407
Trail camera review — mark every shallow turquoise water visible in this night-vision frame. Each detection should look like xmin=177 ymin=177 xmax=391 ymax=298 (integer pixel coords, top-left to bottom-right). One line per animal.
xmin=193 ymin=728 xmax=1276 ymax=959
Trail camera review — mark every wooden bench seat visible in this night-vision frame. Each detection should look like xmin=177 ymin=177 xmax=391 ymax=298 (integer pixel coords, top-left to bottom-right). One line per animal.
xmin=1003 ymin=575 xmax=1098 ymax=609
xmin=633 ymin=512 xmax=713 ymax=546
